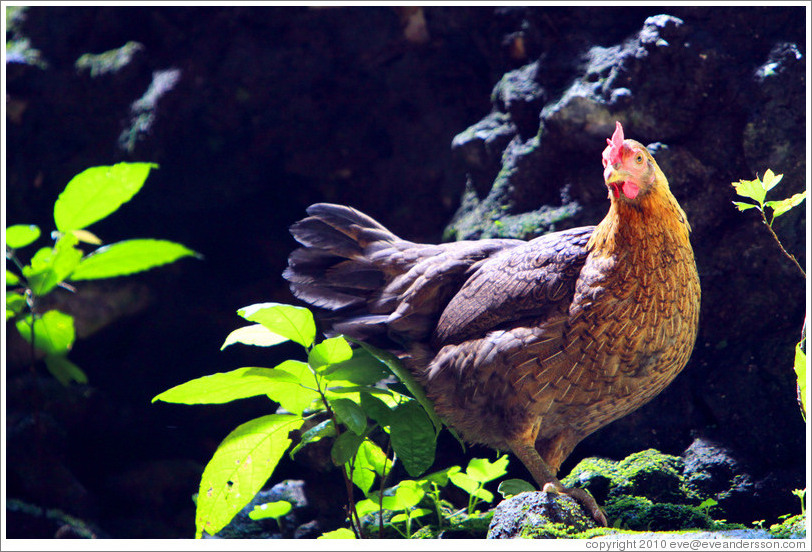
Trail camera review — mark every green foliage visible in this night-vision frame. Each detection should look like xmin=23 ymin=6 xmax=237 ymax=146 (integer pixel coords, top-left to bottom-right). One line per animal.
xmin=154 ymin=301 xmax=514 ymax=539
xmin=6 ymin=163 xmax=199 ymax=386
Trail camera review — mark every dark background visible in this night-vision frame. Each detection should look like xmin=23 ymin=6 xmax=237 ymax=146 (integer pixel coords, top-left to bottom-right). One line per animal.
xmin=4 ymin=6 xmax=807 ymax=538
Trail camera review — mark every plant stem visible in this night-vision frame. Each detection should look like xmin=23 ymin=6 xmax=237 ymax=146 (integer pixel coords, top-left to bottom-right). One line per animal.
xmin=761 ymin=212 xmax=806 ymax=279
xmin=311 ymin=367 xmax=364 ymax=538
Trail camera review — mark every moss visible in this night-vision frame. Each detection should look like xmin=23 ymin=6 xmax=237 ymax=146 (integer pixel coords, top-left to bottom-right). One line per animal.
xmin=769 ymin=514 xmax=806 ymax=539
xmin=563 ymin=449 xmax=700 ymax=505
xmin=605 ymin=496 xmax=713 ymax=532
xmin=75 ymin=41 xmax=144 ymax=78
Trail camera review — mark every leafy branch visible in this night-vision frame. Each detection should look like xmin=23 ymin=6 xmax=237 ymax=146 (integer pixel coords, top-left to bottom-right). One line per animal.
xmin=6 ymin=163 xmax=200 ymax=386
xmin=731 ymin=169 xmax=806 ymax=279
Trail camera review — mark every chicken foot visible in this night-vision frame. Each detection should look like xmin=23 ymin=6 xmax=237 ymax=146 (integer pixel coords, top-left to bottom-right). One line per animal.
xmin=508 ymin=439 xmax=608 ymax=526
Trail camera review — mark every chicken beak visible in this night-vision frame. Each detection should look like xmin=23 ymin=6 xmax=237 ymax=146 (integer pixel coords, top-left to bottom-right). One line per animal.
xmin=604 ymin=165 xmax=640 ymax=200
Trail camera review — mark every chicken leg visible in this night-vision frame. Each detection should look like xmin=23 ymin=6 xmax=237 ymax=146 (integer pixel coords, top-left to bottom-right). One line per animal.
xmin=508 ymin=439 xmax=608 ymax=526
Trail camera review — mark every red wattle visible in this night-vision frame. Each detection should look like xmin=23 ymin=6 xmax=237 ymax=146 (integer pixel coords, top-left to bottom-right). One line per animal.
xmin=622 ymin=181 xmax=639 ymax=199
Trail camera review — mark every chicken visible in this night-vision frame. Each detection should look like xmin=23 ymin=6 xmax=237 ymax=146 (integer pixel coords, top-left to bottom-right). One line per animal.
xmin=284 ymin=122 xmax=701 ymax=525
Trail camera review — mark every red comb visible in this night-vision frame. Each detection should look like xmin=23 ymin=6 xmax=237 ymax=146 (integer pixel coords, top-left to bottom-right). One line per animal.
xmin=603 ymin=121 xmax=625 ymax=166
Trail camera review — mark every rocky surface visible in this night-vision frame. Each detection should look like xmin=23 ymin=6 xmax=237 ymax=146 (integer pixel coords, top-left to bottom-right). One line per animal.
xmin=5 ymin=6 xmax=807 ymax=538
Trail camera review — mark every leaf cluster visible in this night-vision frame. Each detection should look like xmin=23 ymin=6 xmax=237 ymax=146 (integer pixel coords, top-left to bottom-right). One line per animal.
xmin=153 ymin=303 xmax=517 ymax=539
xmin=6 ymin=163 xmax=199 ymax=385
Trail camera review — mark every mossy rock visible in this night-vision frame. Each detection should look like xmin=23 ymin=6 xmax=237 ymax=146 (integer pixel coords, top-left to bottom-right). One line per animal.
xmin=769 ymin=514 xmax=806 ymax=539
xmin=563 ymin=449 xmax=699 ymax=505
xmin=605 ymin=496 xmax=713 ymax=532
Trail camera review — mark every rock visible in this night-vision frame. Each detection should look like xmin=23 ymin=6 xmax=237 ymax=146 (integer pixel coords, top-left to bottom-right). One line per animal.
xmin=487 ymin=491 xmax=597 ymax=539
xmin=213 ymin=479 xmax=317 ymax=539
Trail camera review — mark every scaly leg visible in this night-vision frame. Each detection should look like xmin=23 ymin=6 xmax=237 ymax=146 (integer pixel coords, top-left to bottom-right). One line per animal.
xmin=508 ymin=439 xmax=608 ymax=526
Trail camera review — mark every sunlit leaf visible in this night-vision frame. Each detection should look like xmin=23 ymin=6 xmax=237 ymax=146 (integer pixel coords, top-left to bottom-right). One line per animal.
xmin=466 ymin=455 xmax=509 ymax=484
xmin=6 ymin=270 xmax=21 ymax=286
xmin=44 ymin=354 xmax=88 ymax=386
xmin=394 ymin=480 xmax=425 ymax=510
xmin=419 ymin=465 xmax=461 ymax=487
xmin=238 ymin=302 xmax=316 ymax=348
xmin=766 ymin=191 xmax=807 ymax=219
xmin=5 ymin=224 xmax=41 ymax=248
xmin=220 ymin=324 xmax=289 ymax=350
xmin=22 ymin=233 xmax=82 ymax=295
xmin=497 ymin=478 xmax=536 ymax=498
xmin=195 ymin=414 xmax=304 ymax=538
xmin=731 ymin=178 xmax=766 ymax=206
xmin=53 ymin=162 xmax=157 ymax=231
xmin=330 ymin=398 xmax=367 ymax=435
xmin=795 ymin=340 xmax=806 ymax=421
xmin=70 ymin=239 xmax=199 ymax=280
xmin=151 ymin=367 xmax=298 ymax=405
xmin=6 ymin=291 xmax=25 ymax=320
xmin=248 ymin=500 xmax=291 ymax=521
xmin=761 ymin=169 xmax=783 ymax=192
xmin=309 ymin=336 xmax=353 ymax=368
xmin=317 ymin=528 xmax=355 ymax=539
xmin=267 ymin=360 xmax=323 ymax=415
xmin=449 ymin=471 xmax=479 ymax=496
xmin=389 ymin=400 xmax=435 ymax=477
xmin=15 ymin=310 xmax=75 ymax=355
xmin=330 ymin=431 xmax=364 ymax=466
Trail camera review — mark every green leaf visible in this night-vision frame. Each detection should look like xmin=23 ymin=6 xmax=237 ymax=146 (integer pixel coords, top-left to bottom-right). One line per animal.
xmin=766 ymin=191 xmax=807 ymax=219
xmin=289 ymin=419 xmax=336 ymax=459
xmin=419 ymin=465 xmax=461 ymax=488
xmin=15 ymin=310 xmax=75 ymax=355
xmin=732 ymin=201 xmax=758 ymax=212
xmin=269 ymin=360 xmax=323 ymax=415
xmin=794 ymin=340 xmax=806 ymax=421
xmin=53 ymin=162 xmax=157 ymax=231
xmin=220 ymin=324 xmax=289 ymax=350
xmin=330 ymin=431 xmax=364 ymax=466
xmin=466 ymin=455 xmax=509 ymax=484
xmin=5 ymin=224 xmax=41 ymax=248
xmin=330 ymin=398 xmax=367 ymax=435
xmin=69 ymin=239 xmax=199 ymax=280
xmin=238 ymin=302 xmax=316 ymax=348
xmin=394 ymin=480 xmax=425 ymax=510
xmin=731 ymin=177 xmax=766 ymax=205
xmin=389 ymin=400 xmax=436 ymax=477
xmin=352 ymin=440 xmax=389 ymax=495
xmin=195 ymin=414 xmax=304 ymax=538
xmin=497 ymin=478 xmax=536 ymax=498
xmin=151 ymin=367 xmax=298 ymax=405
xmin=761 ymin=169 xmax=783 ymax=192
xmin=6 ymin=270 xmax=21 ymax=286
xmin=22 ymin=233 xmax=83 ymax=295
xmin=449 ymin=472 xmax=479 ymax=496
xmin=471 ymin=487 xmax=495 ymax=503
xmin=6 ymin=291 xmax=26 ymax=320
xmin=355 ymin=340 xmax=451 ymax=443
xmin=360 ymin=392 xmax=394 ymax=427
xmin=322 ymin=346 xmax=390 ymax=385
xmin=248 ymin=500 xmax=292 ymax=521
xmin=317 ymin=528 xmax=355 ymax=539
xmin=309 ymin=336 xmax=353 ymax=369
xmin=44 ymin=354 xmax=88 ymax=386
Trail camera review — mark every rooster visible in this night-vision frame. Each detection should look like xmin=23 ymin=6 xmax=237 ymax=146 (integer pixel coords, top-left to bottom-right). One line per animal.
xmin=284 ymin=122 xmax=701 ymax=525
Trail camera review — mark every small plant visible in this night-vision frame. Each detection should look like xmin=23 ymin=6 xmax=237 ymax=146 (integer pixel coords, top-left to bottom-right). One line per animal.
xmin=6 ymin=162 xmax=199 ymax=385
xmin=731 ymin=169 xmax=806 ymax=421
xmin=153 ymin=302 xmax=468 ymax=538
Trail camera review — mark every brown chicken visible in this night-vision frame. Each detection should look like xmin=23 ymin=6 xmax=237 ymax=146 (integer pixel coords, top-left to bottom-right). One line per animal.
xmin=284 ymin=122 xmax=701 ymax=524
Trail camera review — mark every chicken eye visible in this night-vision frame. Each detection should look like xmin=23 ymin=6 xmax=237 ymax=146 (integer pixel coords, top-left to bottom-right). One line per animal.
xmin=635 ymin=153 xmax=644 ymax=164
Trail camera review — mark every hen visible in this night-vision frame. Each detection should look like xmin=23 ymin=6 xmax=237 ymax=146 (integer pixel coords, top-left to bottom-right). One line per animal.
xmin=284 ymin=122 xmax=701 ymax=524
